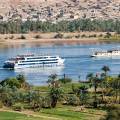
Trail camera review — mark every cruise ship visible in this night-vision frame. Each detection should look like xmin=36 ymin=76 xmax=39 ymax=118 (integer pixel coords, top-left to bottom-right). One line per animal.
xmin=91 ymin=49 xmax=120 ymax=57
xmin=3 ymin=54 xmax=65 ymax=69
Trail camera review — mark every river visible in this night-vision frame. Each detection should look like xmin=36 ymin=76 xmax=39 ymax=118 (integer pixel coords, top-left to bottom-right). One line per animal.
xmin=0 ymin=43 xmax=120 ymax=85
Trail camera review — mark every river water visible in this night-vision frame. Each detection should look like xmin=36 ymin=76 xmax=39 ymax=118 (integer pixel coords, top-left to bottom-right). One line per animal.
xmin=0 ymin=43 xmax=120 ymax=86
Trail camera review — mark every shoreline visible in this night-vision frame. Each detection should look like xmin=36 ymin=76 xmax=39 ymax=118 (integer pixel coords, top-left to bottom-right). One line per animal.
xmin=0 ymin=32 xmax=119 ymax=47
xmin=0 ymin=38 xmax=110 ymax=47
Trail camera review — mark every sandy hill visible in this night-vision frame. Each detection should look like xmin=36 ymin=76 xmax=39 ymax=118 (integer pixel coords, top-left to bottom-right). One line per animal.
xmin=0 ymin=0 xmax=120 ymax=22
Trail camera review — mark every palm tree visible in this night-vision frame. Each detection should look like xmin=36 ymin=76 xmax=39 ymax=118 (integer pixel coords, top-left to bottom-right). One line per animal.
xmin=87 ymin=73 xmax=99 ymax=108
xmin=101 ymin=66 xmax=110 ymax=76
xmin=118 ymin=74 xmax=120 ymax=104
xmin=100 ymin=66 xmax=110 ymax=104
xmin=16 ymin=74 xmax=26 ymax=88
xmin=110 ymin=76 xmax=120 ymax=103
xmin=47 ymin=74 xmax=57 ymax=85
xmin=49 ymin=85 xmax=63 ymax=108
xmin=48 ymin=74 xmax=63 ymax=108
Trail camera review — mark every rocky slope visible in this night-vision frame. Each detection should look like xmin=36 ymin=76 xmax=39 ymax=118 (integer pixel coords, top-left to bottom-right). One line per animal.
xmin=0 ymin=0 xmax=120 ymax=22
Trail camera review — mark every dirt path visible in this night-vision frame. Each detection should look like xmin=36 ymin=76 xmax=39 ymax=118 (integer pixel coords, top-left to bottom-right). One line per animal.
xmin=0 ymin=108 xmax=62 ymax=120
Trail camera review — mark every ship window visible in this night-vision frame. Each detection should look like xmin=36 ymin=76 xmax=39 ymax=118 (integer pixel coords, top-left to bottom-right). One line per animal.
xmin=20 ymin=59 xmax=58 ymax=63
xmin=27 ymin=57 xmax=48 ymax=60
xmin=50 ymin=57 xmax=57 ymax=58
xmin=18 ymin=61 xmax=58 ymax=65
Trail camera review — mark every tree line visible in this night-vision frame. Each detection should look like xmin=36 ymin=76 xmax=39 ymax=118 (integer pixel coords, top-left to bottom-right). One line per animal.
xmin=0 ymin=19 xmax=120 ymax=34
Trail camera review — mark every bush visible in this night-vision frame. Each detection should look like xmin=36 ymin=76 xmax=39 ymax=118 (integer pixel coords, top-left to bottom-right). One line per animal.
xmin=99 ymin=34 xmax=103 ymax=37
xmin=75 ymin=35 xmax=80 ymax=38
xmin=104 ymin=32 xmax=112 ymax=38
xmin=12 ymin=103 xmax=23 ymax=111
xmin=42 ymin=96 xmax=51 ymax=108
xmin=34 ymin=35 xmax=41 ymax=39
xmin=9 ymin=35 xmax=14 ymax=39
xmin=89 ymin=34 xmax=97 ymax=38
xmin=81 ymin=34 xmax=87 ymax=38
xmin=65 ymin=94 xmax=80 ymax=106
xmin=0 ymin=101 xmax=3 ymax=108
xmin=23 ymin=104 xmax=32 ymax=110
xmin=54 ymin=33 xmax=63 ymax=39
xmin=102 ymin=105 xmax=120 ymax=120
xmin=18 ymin=35 xmax=26 ymax=39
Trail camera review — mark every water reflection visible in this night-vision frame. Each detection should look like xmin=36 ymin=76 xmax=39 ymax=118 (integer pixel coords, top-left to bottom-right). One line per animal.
xmin=15 ymin=66 xmax=64 ymax=86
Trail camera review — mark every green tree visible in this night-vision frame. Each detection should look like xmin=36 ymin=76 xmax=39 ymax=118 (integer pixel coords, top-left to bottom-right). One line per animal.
xmin=48 ymin=74 xmax=63 ymax=108
xmin=87 ymin=73 xmax=100 ymax=108
xmin=101 ymin=66 xmax=110 ymax=76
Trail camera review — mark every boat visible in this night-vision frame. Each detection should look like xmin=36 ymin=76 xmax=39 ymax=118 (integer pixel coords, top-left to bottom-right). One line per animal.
xmin=91 ymin=49 xmax=120 ymax=57
xmin=3 ymin=54 xmax=65 ymax=69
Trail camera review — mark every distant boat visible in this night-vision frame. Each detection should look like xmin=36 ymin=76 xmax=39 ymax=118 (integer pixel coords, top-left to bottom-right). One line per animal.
xmin=3 ymin=54 xmax=65 ymax=69
xmin=91 ymin=49 xmax=120 ymax=57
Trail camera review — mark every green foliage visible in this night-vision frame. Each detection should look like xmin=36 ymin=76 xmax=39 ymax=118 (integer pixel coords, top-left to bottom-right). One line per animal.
xmin=103 ymin=105 xmax=120 ymax=120
xmin=0 ymin=78 xmax=21 ymax=88
xmin=47 ymin=74 xmax=58 ymax=85
xmin=12 ymin=103 xmax=23 ymax=111
xmin=104 ymin=32 xmax=112 ymax=38
xmin=42 ymin=96 xmax=51 ymax=108
xmin=102 ymin=66 xmax=110 ymax=74
xmin=0 ymin=19 xmax=120 ymax=34
xmin=0 ymin=101 xmax=3 ymax=108
xmin=65 ymin=94 xmax=80 ymax=106
xmin=49 ymin=86 xmax=63 ymax=108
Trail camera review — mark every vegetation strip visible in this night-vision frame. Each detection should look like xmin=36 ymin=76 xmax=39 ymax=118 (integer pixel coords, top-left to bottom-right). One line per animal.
xmin=0 ymin=109 xmax=61 ymax=120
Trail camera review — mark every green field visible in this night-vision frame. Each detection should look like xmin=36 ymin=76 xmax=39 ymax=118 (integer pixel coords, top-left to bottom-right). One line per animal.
xmin=0 ymin=105 xmax=106 ymax=120
xmin=41 ymin=106 xmax=106 ymax=120
xmin=0 ymin=111 xmax=57 ymax=120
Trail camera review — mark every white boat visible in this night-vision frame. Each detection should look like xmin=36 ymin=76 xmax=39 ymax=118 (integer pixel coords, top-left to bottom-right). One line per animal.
xmin=3 ymin=54 xmax=65 ymax=69
xmin=91 ymin=49 xmax=120 ymax=57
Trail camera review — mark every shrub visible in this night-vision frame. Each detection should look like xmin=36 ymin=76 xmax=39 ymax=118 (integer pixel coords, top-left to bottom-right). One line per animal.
xmin=18 ymin=35 xmax=26 ymax=39
xmin=66 ymin=94 xmax=80 ymax=106
xmin=9 ymin=35 xmax=14 ymax=39
xmin=89 ymin=34 xmax=97 ymax=38
xmin=34 ymin=35 xmax=41 ymax=39
xmin=75 ymin=35 xmax=80 ymax=38
xmin=99 ymin=34 xmax=103 ymax=37
xmin=102 ymin=105 xmax=120 ymax=120
xmin=12 ymin=103 xmax=23 ymax=111
xmin=0 ymin=101 xmax=3 ymax=108
xmin=104 ymin=32 xmax=112 ymax=38
xmin=81 ymin=34 xmax=87 ymax=38
xmin=23 ymin=104 xmax=32 ymax=110
xmin=54 ymin=33 xmax=63 ymax=39
xmin=42 ymin=96 xmax=51 ymax=108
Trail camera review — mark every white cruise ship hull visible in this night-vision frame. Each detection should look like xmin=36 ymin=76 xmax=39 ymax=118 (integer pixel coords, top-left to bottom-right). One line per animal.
xmin=14 ymin=62 xmax=64 ymax=69
xmin=91 ymin=54 xmax=120 ymax=57
xmin=3 ymin=55 xmax=65 ymax=69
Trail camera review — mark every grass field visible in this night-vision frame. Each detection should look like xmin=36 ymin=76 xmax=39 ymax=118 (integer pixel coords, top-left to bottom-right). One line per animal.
xmin=0 ymin=111 xmax=60 ymax=120
xmin=0 ymin=111 xmax=38 ymax=120
xmin=0 ymin=105 xmax=106 ymax=120
xmin=41 ymin=106 xmax=106 ymax=120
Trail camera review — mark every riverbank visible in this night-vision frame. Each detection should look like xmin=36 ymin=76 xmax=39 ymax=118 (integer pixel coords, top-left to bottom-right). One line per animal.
xmin=0 ymin=32 xmax=119 ymax=47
